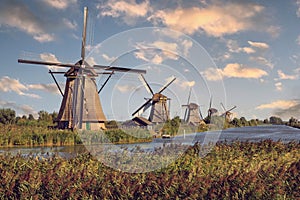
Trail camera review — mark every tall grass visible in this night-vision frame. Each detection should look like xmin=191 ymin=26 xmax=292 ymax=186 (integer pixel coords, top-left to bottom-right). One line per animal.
xmin=0 ymin=140 xmax=299 ymax=199
xmin=0 ymin=125 xmax=152 ymax=147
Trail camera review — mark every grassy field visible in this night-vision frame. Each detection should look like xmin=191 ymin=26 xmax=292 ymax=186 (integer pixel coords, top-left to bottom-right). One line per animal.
xmin=0 ymin=140 xmax=299 ymax=199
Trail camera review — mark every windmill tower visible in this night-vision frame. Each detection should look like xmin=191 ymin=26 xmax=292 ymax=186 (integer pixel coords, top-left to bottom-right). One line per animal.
xmin=220 ymin=103 xmax=236 ymax=122
xmin=132 ymin=74 xmax=176 ymax=124
xmin=182 ymin=88 xmax=202 ymax=126
xmin=18 ymin=7 xmax=146 ymax=130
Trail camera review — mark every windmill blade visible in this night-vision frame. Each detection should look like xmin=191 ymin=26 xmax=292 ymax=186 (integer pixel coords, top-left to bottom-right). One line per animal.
xmin=93 ymin=65 xmax=146 ymax=74
xmin=187 ymin=88 xmax=192 ymax=105
xmin=132 ymin=98 xmax=152 ymax=116
xmin=227 ymin=106 xmax=237 ymax=112
xmin=209 ymin=96 xmax=212 ymax=109
xmin=139 ymin=74 xmax=154 ymax=95
xmin=183 ymin=88 xmax=192 ymax=122
xmin=81 ymin=7 xmax=88 ymax=63
xmin=158 ymin=76 xmax=176 ymax=94
xmin=98 ymin=71 xmax=114 ymax=94
xmin=199 ymin=108 xmax=204 ymax=120
xmin=220 ymin=102 xmax=226 ymax=112
xmin=18 ymin=59 xmax=78 ymax=68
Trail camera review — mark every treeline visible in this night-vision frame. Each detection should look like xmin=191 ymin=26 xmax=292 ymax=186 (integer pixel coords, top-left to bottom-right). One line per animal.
xmin=0 ymin=108 xmax=57 ymax=127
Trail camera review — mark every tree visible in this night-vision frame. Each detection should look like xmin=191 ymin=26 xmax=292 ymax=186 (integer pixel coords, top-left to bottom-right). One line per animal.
xmin=38 ymin=110 xmax=52 ymax=124
xmin=240 ymin=117 xmax=248 ymax=126
xmin=230 ymin=117 xmax=241 ymax=127
xmin=0 ymin=108 xmax=16 ymax=124
xmin=28 ymin=114 xmax=35 ymax=120
xmin=269 ymin=116 xmax=283 ymax=125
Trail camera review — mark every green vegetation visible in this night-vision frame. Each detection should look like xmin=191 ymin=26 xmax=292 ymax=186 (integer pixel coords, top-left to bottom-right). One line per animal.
xmin=0 ymin=108 xmax=152 ymax=147
xmin=0 ymin=140 xmax=299 ymax=199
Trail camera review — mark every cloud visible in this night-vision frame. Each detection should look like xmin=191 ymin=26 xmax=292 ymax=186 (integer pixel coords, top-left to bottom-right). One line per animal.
xmin=227 ymin=40 xmax=269 ymax=54
xmin=0 ymin=0 xmax=54 ymax=42
xmin=28 ymin=83 xmax=60 ymax=95
xmin=203 ymin=63 xmax=268 ymax=81
xmin=223 ymin=63 xmax=268 ymax=79
xmin=276 ymin=70 xmax=299 ymax=80
xmin=297 ymin=35 xmax=300 ymax=45
xmin=42 ymin=0 xmax=77 ymax=10
xmin=0 ymin=76 xmax=41 ymax=98
xmin=148 ymin=2 xmax=265 ymax=37
xmin=62 ymin=18 xmax=77 ymax=30
xmin=202 ymin=67 xmax=223 ymax=81
xmin=102 ymin=54 xmax=117 ymax=63
xmin=0 ymin=100 xmax=37 ymax=116
xmin=273 ymin=101 xmax=300 ymax=119
xmin=248 ymin=41 xmax=269 ymax=49
xmin=173 ymin=79 xmax=195 ymax=89
xmin=275 ymin=82 xmax=282 ymax=91
xmin=297 ymin=0 xmax=300 ymax=17
xmin=134 ymin=41 xmax=179 ymax=64
xmin=98 ymin=0 xmax=150 ymax=25
xmin=250 ymin=56 xmax=274 ymax=69
xmin=40 ymin=53 xmax=62 ymax=71
xmin=0 ymin=76 xmax=60 ymax=98
xmin=255 ymin=99 xmax=299 ymax=110
xmin=115 ymin=84 xmax=136 ymax=93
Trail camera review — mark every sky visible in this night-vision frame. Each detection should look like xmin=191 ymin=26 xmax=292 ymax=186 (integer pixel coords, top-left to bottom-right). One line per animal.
xmin=0 ymin=0 xmax=299 ymax=121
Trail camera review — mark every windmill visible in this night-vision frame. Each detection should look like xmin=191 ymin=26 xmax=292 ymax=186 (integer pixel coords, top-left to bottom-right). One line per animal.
xmin=220 ymin=103 xmax=236 ymax=122
xmin=18 ymin=7 xmax=146 ymax=131
xmin=204 ymin=96 xmax=218 ymax=124
xmin=182 ymin=88 xmax=202 ymax=126
xmin=132 ymin=74 xmax=176 ymax=124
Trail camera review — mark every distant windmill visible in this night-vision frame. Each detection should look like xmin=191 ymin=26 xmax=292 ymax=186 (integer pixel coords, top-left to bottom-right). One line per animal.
xmin=205 ymin=96 xmax=218 ymax=124
xmin=182 ymin=88 xmax=202 ymax=126
xmin=18 ymin=7 xmax=145 ymax=131
xmin=132 ymin=74 xmax=176 ymax=124
xmin=220 ymin=103 xmax=236 ymax=122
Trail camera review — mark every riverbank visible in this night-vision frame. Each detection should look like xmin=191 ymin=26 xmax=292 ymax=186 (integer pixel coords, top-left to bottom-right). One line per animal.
xmin=0 ymin=140 xmax=299 ymax=199
xmin=0 ymin=125 xmax=152 ymax=147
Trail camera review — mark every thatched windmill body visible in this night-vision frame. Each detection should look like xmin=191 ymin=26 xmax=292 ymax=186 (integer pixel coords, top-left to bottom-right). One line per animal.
xmin=18 ymin=7 xmax=146 ymax=130
xmin=132 ymin=74 xmax=176 ymax=124
xmin=182 ymin=89 xmax=202 ymax=126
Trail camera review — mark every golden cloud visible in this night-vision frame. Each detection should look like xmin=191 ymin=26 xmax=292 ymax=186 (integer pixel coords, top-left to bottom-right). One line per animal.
xmin=256 ymin=100 xmax=299 ymax=110
xmin=148 ymin=2 xmax=264 ymax=37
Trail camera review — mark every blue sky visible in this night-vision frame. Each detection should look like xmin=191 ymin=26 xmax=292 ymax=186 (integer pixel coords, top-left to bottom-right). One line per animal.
xmin=0 ymin=0 xmax=299 ymax=121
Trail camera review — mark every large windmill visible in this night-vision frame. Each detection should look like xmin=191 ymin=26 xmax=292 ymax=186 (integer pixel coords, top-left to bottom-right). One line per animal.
xmin=18 ymin=7 xmax=146 ymax=131
xmin=182 ymin=88 xmax=202 ymax=126
xmin=220 ymin=103 xmax=236 ymax=122
xmin=132 ymin=74 xmax=176 ymax=124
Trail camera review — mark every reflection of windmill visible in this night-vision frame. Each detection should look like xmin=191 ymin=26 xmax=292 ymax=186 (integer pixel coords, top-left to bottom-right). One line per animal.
xmin=132 ymin=74 xmax=176 ymax=124
xmin=18 ymin=7 xmax=145 ymax=130
xmin=220 ymin=103 xmax=236 ymax=121
xmin=182 ymin=88 xmax=202 ymax=126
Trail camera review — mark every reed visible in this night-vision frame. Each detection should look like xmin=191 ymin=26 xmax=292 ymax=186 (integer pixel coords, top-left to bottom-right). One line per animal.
xmin=0 ymin=140 xmax=299 ymax=199
xmin=0 ymin=125 xmax=152 ymax=147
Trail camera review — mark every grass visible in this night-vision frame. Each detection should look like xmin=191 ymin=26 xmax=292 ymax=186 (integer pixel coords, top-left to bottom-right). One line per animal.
xmin=0 ymin=140 xmax=299 ymax=199
xmin=0 ymin=124 xmax=152 ymax=147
